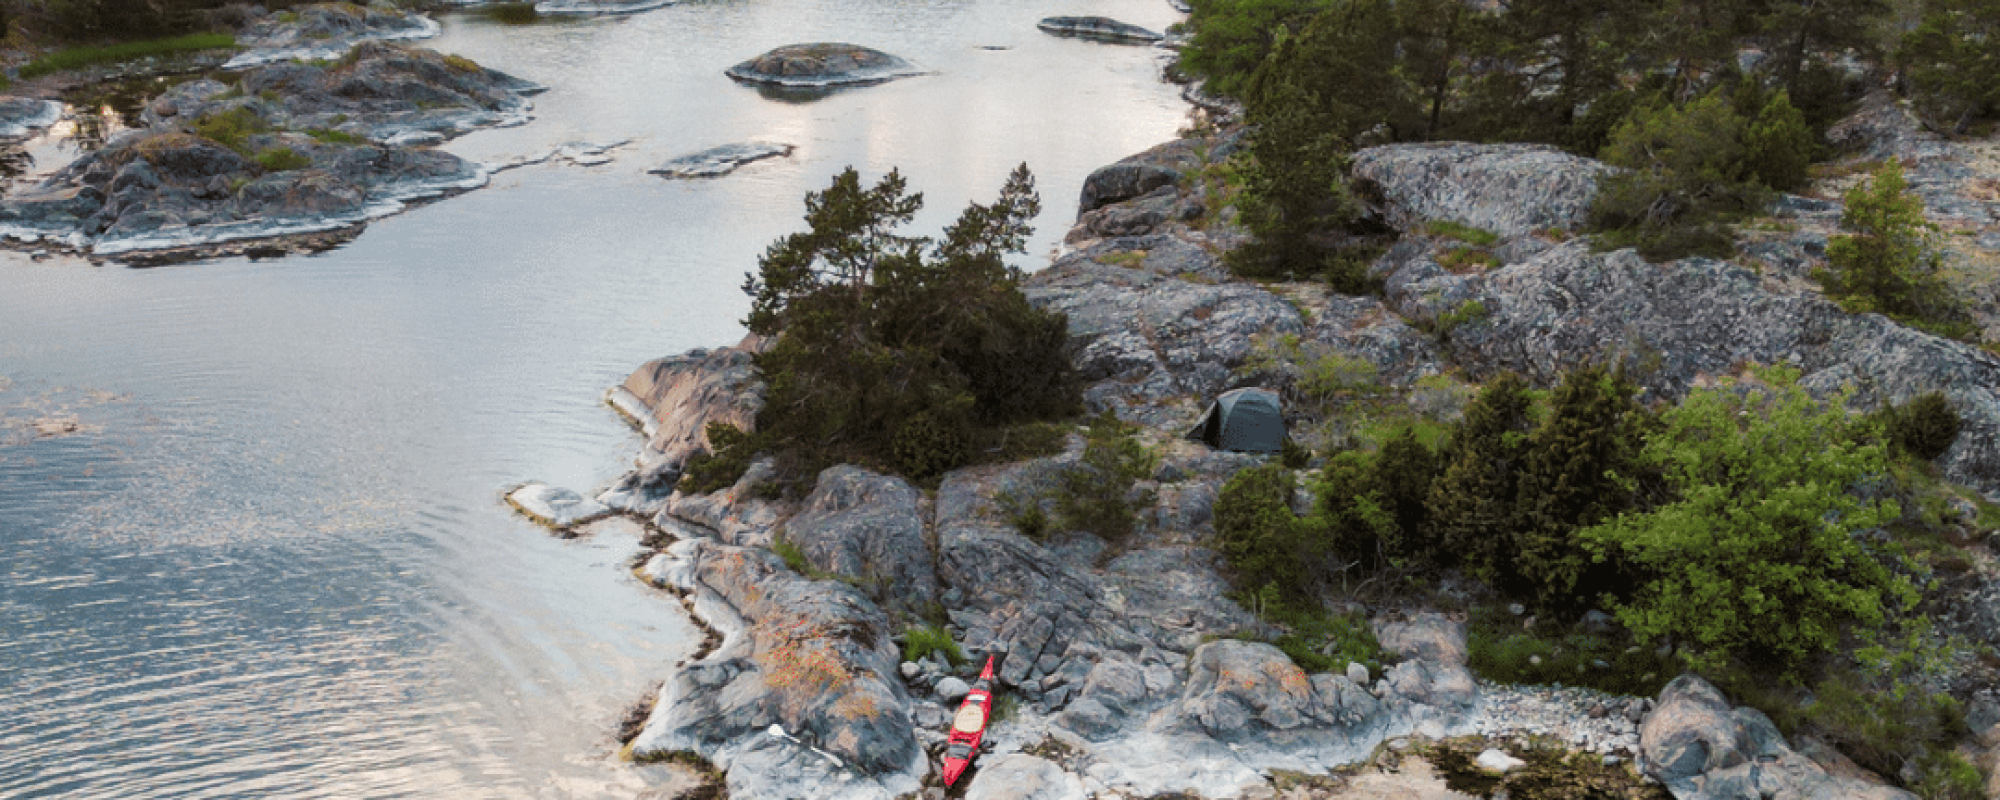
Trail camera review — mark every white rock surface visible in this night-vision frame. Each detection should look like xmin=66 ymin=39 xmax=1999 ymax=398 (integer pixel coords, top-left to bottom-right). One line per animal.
xmin=507 ymin=482 xmax=611 ymax=529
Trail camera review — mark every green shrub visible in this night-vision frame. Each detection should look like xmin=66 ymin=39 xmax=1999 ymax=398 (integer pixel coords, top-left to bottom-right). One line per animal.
xmin=676 ymin=422 xmax=754 ymax=495
xmin=190 ymin=106 xmax=269 ymax=156
xmin=1795 ymin=668 xmax=1968 ymax=783
xmin=1588 ymin=91 xmax=1767 ymax=261
xmin=254 ymin=146 xmax=311 ymax=172
xmin=1260 ymin=605 xmax=1387 ymax=674
xmin=771 ymin=535 xmax=812 ymax=574
xmin=1280 ymin=437 xmax=1311 ymax=468
xmin=891 ymin=410 xmax=971 ymax=482
xmin=1217 ymin=461 xmax=1311 ymax=598
xmin=1875 ymin=391 xmax=1963 ymax=462
xmin=1052 ymin=414 xmax=1158 ymax=542
xmin=903 ymin=625 xmax=966 ymax=666
xmin=1911 ymin=749 xmax=1985 ymax=800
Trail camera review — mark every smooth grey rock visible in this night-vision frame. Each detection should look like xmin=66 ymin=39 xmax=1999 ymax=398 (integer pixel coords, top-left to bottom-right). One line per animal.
xmin=935 ymin=676 xmax=970 ymax=703
xmin=651 ymin=142 xmax=795 ymax=178
xmin=785 ymin=465 xmax=938 ymax=611
xmin=618 ymin=336 xmax=770 ymax=482
xmin=1037 ymin=16 xmax=1162 ymax=44
xmin=963 ymin=753 xmax=1088 ymax=800
xmin=1078 ymin=163 xmax=1180 ymax=215
xmin=1375 ymin=612 xmax=1467 ymax=666
xmin=1345 ymin=662 xmax=1370 ymax=686
xmin=1351 ymin=142 xmax=1611 ymax=240
xmin=1639 ymin=675 xmax=1916 ymax=799
xmin=725 ymin=43 xmax=924 ymax=88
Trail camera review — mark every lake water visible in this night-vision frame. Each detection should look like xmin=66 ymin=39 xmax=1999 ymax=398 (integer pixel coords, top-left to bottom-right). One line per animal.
xmin=0 ymin=1 xmax=1189 ymax=797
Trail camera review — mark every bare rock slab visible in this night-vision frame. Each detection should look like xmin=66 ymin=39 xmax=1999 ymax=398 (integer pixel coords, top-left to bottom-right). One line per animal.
xmin=508 ymin=482 xmax=611 ymax=529
xmin=725 ymin=43 xmax=925 ymax=88
xmin=651 ymin=143 xmax=795 ymax=178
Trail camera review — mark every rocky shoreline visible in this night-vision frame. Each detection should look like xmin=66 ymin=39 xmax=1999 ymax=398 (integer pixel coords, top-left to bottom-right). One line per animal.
xmin=497 ymin=75 xmax=2000 ymax=796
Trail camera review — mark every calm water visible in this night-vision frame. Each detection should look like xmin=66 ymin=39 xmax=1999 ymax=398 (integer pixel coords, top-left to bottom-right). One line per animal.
xmin=0 ymin=1 xmax=1188 ymax=797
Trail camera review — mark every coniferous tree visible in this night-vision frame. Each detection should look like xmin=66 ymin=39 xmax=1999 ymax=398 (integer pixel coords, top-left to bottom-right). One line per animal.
xmin=1513 ymin=364 xmax=1647 ymax=609
xmin=1427 ymin=371 xmax=1536 ymax=580
xmin=1900 ymin=0 xmax=2000 ymax=134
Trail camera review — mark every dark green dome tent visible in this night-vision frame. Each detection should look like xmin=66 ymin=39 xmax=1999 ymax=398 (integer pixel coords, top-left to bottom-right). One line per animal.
xmin=1186 ymin=388 xmax=1284 ymax=452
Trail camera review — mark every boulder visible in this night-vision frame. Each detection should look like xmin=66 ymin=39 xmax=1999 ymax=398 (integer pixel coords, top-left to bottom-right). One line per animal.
xmin=1639 ymin=675 xmax=1916 ymax=799
xmin=1078 ymin=163 xmax=1180 ymax=215
xmin=1036 ymin=16 xmax=1162 ymax=44
xmin=725 ymin=43 xmax=925 ymax=88
xmin=1167 ymin=639 xmax=1384 ymax=745
xmin=651 ymin=142 xmax=795 ymax=178
xmin=1351 ymin=142 xmax=1611 ymax=240
xmin=784 ymin=465 xmax=939 ymax=612
xmin=962 ymin=753 xmax=1088 ymax=800
xmin=632 ymin=538 xmax=924 ymax=798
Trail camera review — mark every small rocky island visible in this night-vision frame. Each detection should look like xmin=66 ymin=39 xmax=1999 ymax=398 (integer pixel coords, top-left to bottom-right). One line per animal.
xmin=724 ymin=43 xmax=925 ymax=89
xmin=1036 ymin=16 xmax=1163 ymax=45
xmin=513 ymin=83 xmax=2000 ymax=795
xmin=0 ymin=39 xmax=543 ymax=260
xmin=224 ymin=1 xmax=440 ymax=69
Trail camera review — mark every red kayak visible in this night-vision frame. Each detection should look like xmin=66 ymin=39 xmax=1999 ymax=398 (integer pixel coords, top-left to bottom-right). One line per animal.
xmin=940 ymin=654 xmax=997 ymax=787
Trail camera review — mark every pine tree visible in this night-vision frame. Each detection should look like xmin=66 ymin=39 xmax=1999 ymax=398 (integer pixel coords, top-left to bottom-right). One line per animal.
xmin=1900 ymin=0 xmax=2000 ymax=135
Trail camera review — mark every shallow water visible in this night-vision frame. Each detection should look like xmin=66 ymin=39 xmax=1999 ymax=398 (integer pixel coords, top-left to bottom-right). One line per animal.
xmin=0 ymin=0 xmax=1188 ymax=796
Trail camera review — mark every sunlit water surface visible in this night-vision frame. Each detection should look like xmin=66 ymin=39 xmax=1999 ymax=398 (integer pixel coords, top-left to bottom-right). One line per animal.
xmin=0 ymin=0 xmax=1188 ymax=796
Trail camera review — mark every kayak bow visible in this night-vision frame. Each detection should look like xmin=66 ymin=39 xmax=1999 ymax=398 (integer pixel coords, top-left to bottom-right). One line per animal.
xmin=940 ymin=654 xmax=997 ymax=787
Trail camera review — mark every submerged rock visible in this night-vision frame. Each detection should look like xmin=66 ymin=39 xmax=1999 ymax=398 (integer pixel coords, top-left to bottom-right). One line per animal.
xmin=1036 ymin=16 xmax=1162 ymax=44
xmin=535 ymin=0 xmax=677 ymax=15
xmin=724 ymin=43 xmax=925 ymax=88
xmin=225 ymin=2 xmax=442 ymax=69
xmin=650 ymin=143 xmax=795 ymax=179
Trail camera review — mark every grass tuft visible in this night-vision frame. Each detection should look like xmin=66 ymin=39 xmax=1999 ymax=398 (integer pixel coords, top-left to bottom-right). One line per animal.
xmin=21 ymin=33 xmax=238 ymax=79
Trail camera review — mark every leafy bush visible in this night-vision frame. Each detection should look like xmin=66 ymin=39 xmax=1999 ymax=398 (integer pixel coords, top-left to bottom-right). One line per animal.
xmin=903 ymin=625 xmax=965 ymax=666
xmin=1579 ymin=366 xmax=1916 ymax=673
xmin=1911 ymin=749 xmax=1985 ymax=800
xmin=1588 ymin=91 xmax=1765 ymax=260
xmin=1261 ymin=605 xmax=1387 ymax=674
